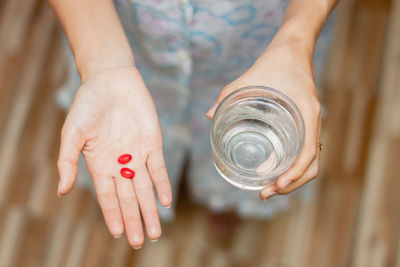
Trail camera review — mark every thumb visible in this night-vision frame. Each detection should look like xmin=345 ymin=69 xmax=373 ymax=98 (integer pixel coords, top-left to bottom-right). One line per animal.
xmin=206 ymin=85 xmax=238 ymax=119
xmin=206 ymin=102 xmax=219 ymax=119
xmin=57 ymin=125 xmax=85 ymax=196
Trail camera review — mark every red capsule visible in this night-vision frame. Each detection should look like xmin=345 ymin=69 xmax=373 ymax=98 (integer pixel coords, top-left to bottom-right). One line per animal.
xmin=121 ymin=168 xmax=135 ymax=179
xmin=118 ymin=154 xmax=132 ymax=164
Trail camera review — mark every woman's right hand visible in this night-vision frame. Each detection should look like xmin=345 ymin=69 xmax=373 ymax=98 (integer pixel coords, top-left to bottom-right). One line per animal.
xmin=57 ymin=66 xmax=172 ymax=248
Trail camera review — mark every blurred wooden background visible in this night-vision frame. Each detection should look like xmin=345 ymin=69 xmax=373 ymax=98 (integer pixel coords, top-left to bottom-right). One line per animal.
xmin=0 ymin=0 xmax=399 ymax=266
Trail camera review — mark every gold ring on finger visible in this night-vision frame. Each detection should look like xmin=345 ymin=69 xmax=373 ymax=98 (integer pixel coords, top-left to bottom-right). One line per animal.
xmin=318 ymin=142 xmax=323 ymax=151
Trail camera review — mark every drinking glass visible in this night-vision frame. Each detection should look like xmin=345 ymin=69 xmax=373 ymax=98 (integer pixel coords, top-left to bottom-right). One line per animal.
xmin=210 ymin=86 xmax=305 ymax=190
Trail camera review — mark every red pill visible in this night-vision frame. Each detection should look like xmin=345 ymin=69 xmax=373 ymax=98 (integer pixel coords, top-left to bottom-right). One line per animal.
xmin=121 ymin=168 xmax=135 ymax=179
xmin=118 ymin=154 xmax=132 ymax=164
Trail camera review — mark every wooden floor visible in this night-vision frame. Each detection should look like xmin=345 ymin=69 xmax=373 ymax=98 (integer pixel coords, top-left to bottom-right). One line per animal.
xmin=1 ymin=0 xmax=400 ymax=266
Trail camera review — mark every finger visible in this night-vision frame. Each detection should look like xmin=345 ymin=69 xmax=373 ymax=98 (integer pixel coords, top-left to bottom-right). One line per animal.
xmin=206 ymin=84 xmax=236 ymax=119
xmin=206 ymin=83 xmax=249 ymax=119
xmin=93 ymin=174 xmax=124 ymax=238
xmin=114 ymin=176 xmax=144 ymax=248
xmin=276 ymin=141 xmax=317 ymax=189
xmin=256 ymin=151 xmax=278 ymax=173
xmin=147 ymin=149 xmax=172 ymax=207
xmin=276 ymin=114 xmax=321 ymax=189
xmin=57 ymin=125 xmax=85 ymax=195
xmin=277 ymin=154 xmax=320 ymax=195
xmin=259 ymin=183 xmax=279 ymax=201
xmin=206 ymin=102 xmax=219 ymax=119
xmin=133 ymin=165 xmax=162 ymax=241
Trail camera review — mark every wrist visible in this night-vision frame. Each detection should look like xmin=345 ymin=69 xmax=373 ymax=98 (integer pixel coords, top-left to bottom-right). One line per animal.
xmin=77 ymin=57 xmax=135 ymax=83
xmin=75 ymin=46 xmax=135 ymax=82
xmin=269 ymin=21 xmax=317 ymax=61
xmin=256 ymin=21 xmax=318 ymax=73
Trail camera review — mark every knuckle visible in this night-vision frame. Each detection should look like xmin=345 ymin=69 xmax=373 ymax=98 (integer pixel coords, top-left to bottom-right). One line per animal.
xmin=61 ymin=123 xmax=84 ymax=140
xmin=155 ymin=164 xmax=166 ymax=174
xmin=277 ymin=190 xmax=289 ymax=195
xmin=119 ymin=195 xmax=132 ymax=204
xmin=310 ymin=96 xmax=321 ymax=114
xmin=311 ymin=149 xmax=318 ymax=161
xmin=310 ymin=165 xmax=320 ymax=179
xmin=156 ymin=179 xmax=170 ymax=190
xmin=135 ymin=181 xmax=153 ymax=195
xmin=303 ymin=144 xmax=318 ymax=162
xmin=124 ymin=213 xmax=139 ymax=222
xmin=291 ymin=175 xmax=302 ymax=183
xmin=151 ymin=166 xmax=167 ymax=180
xmin=142 ymin=208 xmax=158 ymax=220
xmin=61 ymin=124 xmax=72 ymax=139
xmin=58 ymin=157 xmax=74 ymax=168
xmin=315 ymin=145 xmax=320 ymax=156
xmin=119 ymin=195 xmax=135 ymax=205
xmin=57 ymin=159 xmax=64 ymax=171
xmin=277 ymin=188 xmax=292 ymax=195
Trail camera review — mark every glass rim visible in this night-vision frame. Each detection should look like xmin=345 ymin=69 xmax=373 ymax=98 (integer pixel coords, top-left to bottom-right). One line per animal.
xmin=210 ymin=85 xmax=305 ymax=182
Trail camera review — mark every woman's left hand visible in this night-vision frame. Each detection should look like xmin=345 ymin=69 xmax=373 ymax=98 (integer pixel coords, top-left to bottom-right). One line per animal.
xmin=207 ymin=39 xmax=322 ymax=201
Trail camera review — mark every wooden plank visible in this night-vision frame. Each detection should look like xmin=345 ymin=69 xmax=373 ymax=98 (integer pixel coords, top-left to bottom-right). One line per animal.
xmin=352 ymin=140 xmax=400 ymax=267
xmin=26 ymin=40 xmax=65 ymax=215
xmin=0 ymin=0 xmax=39 ymax=55
xmin=64 ymin=200 xmax=97 ymax=267
xmin=352 ymin=0 xmax=400 ymax=265
xmin=15 ymin=216 xmax=50 ymax=267
xmin=281 ymin=191 xmax=318 ymax=267
xmin=307 ymin=179 xmax=343 ymax=267
xmin=323 ymin=0 xmax=356 ymax=89
xmin=0 ymin=4 xmax=55 ymax=206
xmin=0 ymin=206 xmax=26 ymax=267
xmin=205 ymin=250 xmax=228 ymax=267
xmin=342 ymin=93 xmax=371 ymax=173
xmin=229 ymin=220 xmax=263 ymax=263
xmin=81 ymin=221 xmax=112 ymax=267
xmin=15 ymin=36 xmax=64 ymax=212
xmin=260 ymin=210 xmax=291 ymax=266
xmin=133 ymin=237 xmax=174 ymax=267
xmin=319 ymin=90 xmax=351 ymax=176
xmin=42 ymin=190 xmax=81 ymax=267
xmin=176 ymin=211 xmax=208 ymax=267
xmin=396 ymin=234 xmax=400 ymax=267
xmin=347 ymin=4 xmax=388 ymax=91
xmin=108 ymin=237 xmax=132 ymax=267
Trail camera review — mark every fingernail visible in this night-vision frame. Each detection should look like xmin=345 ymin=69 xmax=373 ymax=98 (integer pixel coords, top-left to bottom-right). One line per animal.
xmin=150 ymin=239 xmax=158 ymax=243
xmin=262 ymin=188 xmax=277 ymax=201
xmin=113 ymin=234 xmax=122 ymax=239
xmin=57 ymin=192 xmax=62 ymax=197
xmin=207 ymin=103 xmax=218 ymax=117
xmin=279 ymin=180 xmax=291 ymax=188
xmin=263 ymin=192 xmax=277 ymax=201
xmin=133 ymin=246 xmax=142 ymax=250
xmin=165 ymin=204 xmax=171 ymax=209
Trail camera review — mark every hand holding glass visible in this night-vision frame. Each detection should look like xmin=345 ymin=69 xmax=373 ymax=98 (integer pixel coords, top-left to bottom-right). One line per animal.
xmin=210 ymin=86 xmax=305 ymax=190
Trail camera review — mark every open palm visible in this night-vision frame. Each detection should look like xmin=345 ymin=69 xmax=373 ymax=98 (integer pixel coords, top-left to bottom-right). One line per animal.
xmin=57 ymin=66 xmax=172 ymax=248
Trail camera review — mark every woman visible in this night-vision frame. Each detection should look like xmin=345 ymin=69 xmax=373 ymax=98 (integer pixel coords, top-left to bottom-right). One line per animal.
xmin=50 ymin=0 xmax=337 ymax=249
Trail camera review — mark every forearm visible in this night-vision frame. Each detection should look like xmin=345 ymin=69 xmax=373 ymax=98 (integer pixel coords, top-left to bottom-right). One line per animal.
xmin=48 ymin=0 xmax=134 ymax=81
xmin=263 ymin=0 xmax=338 ymax=65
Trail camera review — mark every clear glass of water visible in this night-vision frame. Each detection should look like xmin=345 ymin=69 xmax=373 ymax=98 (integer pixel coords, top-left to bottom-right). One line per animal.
xmin=210 ymin=86 xmax=305 ymax=190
